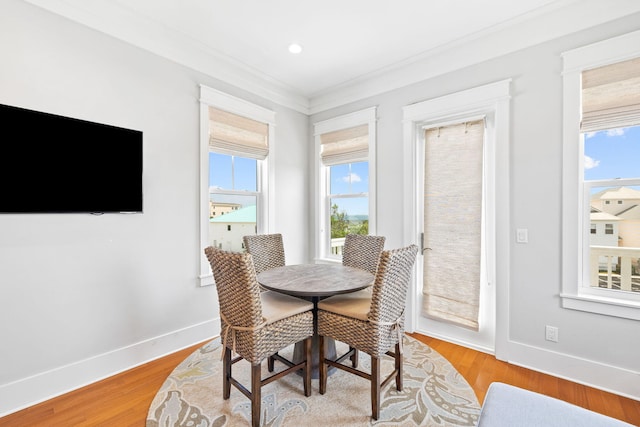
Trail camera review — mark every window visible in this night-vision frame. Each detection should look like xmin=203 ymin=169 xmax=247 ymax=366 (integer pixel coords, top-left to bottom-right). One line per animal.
xmin=314 ymin=107 xmax=376 ymax=261
xmin=198 ymin=86 xmax=275 ymax=286
xmin=561 ymin=30 xmax=640 ymax=319
xmin=591 ymin=223 xmax=596 ymax=234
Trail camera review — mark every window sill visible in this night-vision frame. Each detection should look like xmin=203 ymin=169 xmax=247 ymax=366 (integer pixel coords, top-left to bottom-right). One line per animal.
xmin=560 ymin=292 xmax=640 ymax=321
xmin=199 ymin=274 xmax=214 ymax=287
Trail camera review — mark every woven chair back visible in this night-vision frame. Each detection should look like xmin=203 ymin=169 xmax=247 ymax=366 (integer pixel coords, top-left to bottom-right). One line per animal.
xmin=368 ymin=245 xmax=419 ymax=324
xmin=342 ymin=234 xmax=386 ymax=275
xmin=243 ymin=233 xmax=286 ymax=274
xmin=204 ymin=246 xmax=263 ymax=328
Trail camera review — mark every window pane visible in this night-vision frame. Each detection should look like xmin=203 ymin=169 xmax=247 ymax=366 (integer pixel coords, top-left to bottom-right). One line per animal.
xmin=234 ymin=156 xmax=257 ymax=191
xmin=588 ymin=185 xmax=640 ymax=293
xmin=210 ymin=152 xmax=232 ymax=190
xmin=208 ymin=193 xmax=257 ymax=252
xmin=584 ymin=126 xmax=640 ymax=181
xmin=330 ymin=162 xmax=368 ymax=194
xmin=209 ymin=152 xmax=257 ymax=191
xmin=329 ymin=197 xmax=368 ymax=237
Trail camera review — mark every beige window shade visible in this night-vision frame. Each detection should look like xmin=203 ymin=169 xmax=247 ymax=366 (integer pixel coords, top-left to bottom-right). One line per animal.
xmin=320 ymin=124 xmax=368 ymax=165
xmin=422 ymin=119 xmax=484 ymax=330
xmin=209 ymin=107 xmax=269 ymax=160
xmin=582 ymin=56 xmax=640 ymax=132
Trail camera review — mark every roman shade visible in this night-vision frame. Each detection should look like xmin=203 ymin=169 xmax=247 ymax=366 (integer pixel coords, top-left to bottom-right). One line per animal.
xmin=320 ymin=124 xmax=368 ymax=166
xmin=581 ymin=56 xmax=640 ymax=132
xmin=422 ymin=119 xmax=485 ymax=330
xmin=209 ymin=107 xmax=269 ymax=160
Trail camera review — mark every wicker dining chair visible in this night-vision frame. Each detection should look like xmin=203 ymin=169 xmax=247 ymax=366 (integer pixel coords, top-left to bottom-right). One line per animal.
xmin=243 ymin=233 xmax=286 ymax=275
xmin=317 ymin=244 xmax=419 ymax=420
xmin=341 ymin=234 xmax=385 ymax=367
xmin=342 ymin=234 xmax=386 ymax=275
xmin=204 ymin=246 xmax=314 ymax=427
xmin=242 ymin=233 xmax=288 ymax=371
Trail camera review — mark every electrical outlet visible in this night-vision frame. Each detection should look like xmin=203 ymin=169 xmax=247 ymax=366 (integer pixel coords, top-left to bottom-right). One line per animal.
xmin=545 ymin=325 xmax=559 ymax=342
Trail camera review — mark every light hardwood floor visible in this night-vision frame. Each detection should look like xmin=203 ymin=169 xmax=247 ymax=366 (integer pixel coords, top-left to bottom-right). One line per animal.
xmin=1 ymin=334 xmax=638 ymax=426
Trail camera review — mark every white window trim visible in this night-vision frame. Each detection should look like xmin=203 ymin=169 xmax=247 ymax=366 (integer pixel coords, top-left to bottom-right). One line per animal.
xmin=561 ymin=30 xmax=640 ymax=320
xmin=313 ymin=107 xmax=377 ymax=263
xmin=198 ymin=85 xmax=275 ymax=286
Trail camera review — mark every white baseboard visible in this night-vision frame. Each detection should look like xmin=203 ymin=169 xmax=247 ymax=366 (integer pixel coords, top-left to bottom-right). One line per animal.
xmin=506 ymin=340 xmax=640 ymax=401
xmin=0 ymin=318 xmax=220 ymax=417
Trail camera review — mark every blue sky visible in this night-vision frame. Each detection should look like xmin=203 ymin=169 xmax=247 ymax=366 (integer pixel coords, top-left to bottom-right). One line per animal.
xmin=329 ymin=162 xmax=369 ymax=216
xmin=584 ymin=126 xmax=640 ymax=181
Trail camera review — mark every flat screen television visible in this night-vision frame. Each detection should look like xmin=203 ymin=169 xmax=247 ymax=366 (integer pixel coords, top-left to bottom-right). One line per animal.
xmin=0 ymin=103 xmax=143 ymax=214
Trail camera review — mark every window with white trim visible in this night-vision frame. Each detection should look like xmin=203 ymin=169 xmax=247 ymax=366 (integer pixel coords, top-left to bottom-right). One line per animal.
xmin=561 ymin=30 xmax=640 ymax=319
xmin=314 ymin=107 xmax=376 ymax=261
xmin=198 ymin=86 xmax=274 ymax=286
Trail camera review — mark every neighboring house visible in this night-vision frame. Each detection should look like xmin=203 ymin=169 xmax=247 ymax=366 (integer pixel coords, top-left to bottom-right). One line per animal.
xmin=589 ymin=210 xmax=621 ymax=269
xmin=591 ymin=186 xmax=640 ymax=216
xmin=616 ymin=204 xmax=640 ymax=249
xmin=209 ymin=201 xmax=242 ymax=218
xmin=590 ymin=186 xmax=640 ymax=249
xmin=209 ymin=205 xmax=256 ymax=252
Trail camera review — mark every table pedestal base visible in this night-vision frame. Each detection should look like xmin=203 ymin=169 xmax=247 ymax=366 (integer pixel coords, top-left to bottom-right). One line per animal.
xmin=292 ymin=335 xmax=337 ymax=379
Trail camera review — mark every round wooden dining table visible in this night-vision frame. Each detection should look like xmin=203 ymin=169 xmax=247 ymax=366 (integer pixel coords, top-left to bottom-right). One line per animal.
xmin=257 ymin=263 xmax=374 ymax=378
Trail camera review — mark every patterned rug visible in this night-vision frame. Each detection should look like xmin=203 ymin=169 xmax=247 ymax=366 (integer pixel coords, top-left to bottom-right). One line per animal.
xmin=146 ymin=335 xmax=480 ymax=426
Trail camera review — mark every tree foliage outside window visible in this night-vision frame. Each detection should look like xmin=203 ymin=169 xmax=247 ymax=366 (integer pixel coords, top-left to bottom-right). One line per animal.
xmin=330 ymin=203 xmax=368 ymax=238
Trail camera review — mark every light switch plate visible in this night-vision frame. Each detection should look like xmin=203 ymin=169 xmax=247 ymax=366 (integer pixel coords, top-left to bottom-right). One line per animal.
xmin=516 ymin=228 xmax=528 ymax=243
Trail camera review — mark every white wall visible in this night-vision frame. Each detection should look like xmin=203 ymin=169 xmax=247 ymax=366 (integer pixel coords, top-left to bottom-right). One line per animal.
xmin=310 ymin=13 xmax=640 ymax=400
xmin=0 ymin=0 xmax=308 ymax=415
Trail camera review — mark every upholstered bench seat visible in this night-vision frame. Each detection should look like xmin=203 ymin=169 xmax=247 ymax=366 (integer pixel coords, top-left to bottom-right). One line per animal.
xmin=477 ymin=382 xmax=633 ymax=426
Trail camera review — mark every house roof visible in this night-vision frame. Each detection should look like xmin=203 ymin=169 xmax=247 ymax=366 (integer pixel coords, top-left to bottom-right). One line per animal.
xmin=592 ymin=186 xmax=640 ymax=201
xmin=616 ymin=205 xmax=640 ymax=220
xmin=210 ymin=205 xmax=256 ymax=223
xmin=590 ymin=212 xmax=621 ymax=221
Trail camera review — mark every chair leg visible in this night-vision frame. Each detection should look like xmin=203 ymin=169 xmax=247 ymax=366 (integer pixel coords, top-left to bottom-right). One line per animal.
xmin=223 ymin=347 xmax=232 ymax=399
xmin=350 ymin=346 xmax=359 ymax=368
xmin=371 ymin=356 xmax=380 ymax=420
xmin=319 ymin=335 xmax=327 ymax=395
xmin=268 ymin=354 xmax=275 ymax=372
xmin=303 ymin=337 xmax=312 ymax=397
xmin=251 ymin=363 xmax=261 ymax=427
xmin=395 ymin=342 xmax=403 ymax=391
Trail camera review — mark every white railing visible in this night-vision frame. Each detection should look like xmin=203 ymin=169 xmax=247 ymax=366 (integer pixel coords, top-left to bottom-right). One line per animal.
xmin=590 ymin=246 xmax=640 ymax=292
xmin=331 ymin=237 xmax=346 ymax=255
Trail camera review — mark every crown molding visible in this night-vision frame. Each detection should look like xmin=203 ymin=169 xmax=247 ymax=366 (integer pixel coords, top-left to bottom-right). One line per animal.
xmin=23 ymin=0 xmax=311 ymax=114
xmin=23 ymin=0 xmax=640 ymax=116
xmin=308 ymin=0 xmax=640 ymax=114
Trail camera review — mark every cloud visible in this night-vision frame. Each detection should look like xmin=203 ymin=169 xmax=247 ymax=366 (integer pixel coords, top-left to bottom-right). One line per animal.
xmin=606 ymin=128 xmax=626 ymax=137
xmin=584 ymin=128 xmax=627 ymax=139
xmin=584 ymin=155 xmax=600 ymax=169
xmin=342 ymin=173 xmax=361 ymax=183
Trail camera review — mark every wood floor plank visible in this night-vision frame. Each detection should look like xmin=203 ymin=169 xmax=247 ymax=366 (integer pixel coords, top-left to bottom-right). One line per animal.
xmin=1 ymin=335 xmax=638 ymax=426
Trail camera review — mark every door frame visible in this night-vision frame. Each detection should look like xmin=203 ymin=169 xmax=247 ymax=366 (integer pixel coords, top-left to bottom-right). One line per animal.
xmin=402 ymin=80 xmax=512 ymax=358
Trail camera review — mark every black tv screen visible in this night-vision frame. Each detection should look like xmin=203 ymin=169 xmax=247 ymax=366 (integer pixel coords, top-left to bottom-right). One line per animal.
xmin=0 ymin=103 xmax=143 ymax=214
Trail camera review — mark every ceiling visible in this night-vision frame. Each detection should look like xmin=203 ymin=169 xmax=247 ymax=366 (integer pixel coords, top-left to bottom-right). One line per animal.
xmin=22 ymin=0 xmax=640 ymax=113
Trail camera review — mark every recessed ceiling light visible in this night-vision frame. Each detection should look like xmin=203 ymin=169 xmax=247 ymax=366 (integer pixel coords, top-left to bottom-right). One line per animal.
xmin=288 ymin=43 xmax=302 ymax=54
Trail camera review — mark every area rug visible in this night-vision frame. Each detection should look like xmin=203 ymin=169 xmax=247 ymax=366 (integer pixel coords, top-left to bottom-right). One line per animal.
xmin=146 ymin=335 xmax=480 ymax=426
